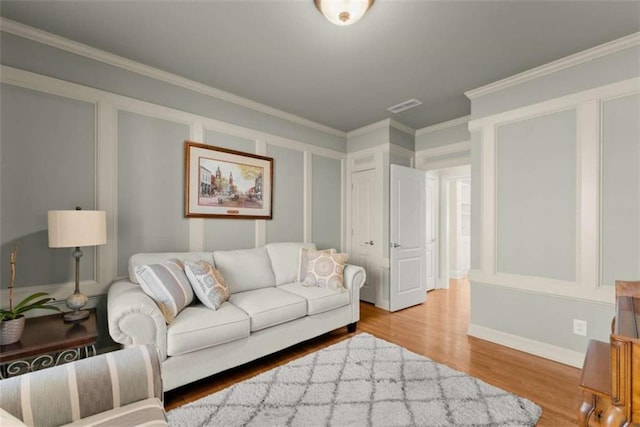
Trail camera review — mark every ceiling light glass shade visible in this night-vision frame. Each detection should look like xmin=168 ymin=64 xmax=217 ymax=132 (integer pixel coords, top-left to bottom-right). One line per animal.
xmin=314 ymin=0 xmax=374 ymax=26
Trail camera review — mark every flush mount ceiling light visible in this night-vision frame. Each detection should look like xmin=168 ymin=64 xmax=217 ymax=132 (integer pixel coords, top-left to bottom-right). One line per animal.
xmin=314 ymin=0 xmax=374 ymax=26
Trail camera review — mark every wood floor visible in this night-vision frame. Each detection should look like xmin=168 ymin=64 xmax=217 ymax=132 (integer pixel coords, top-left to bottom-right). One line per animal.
xmin=165 ymin=279 xmax=582 ymax=426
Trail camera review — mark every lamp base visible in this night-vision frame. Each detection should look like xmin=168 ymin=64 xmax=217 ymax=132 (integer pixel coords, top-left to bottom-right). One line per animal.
xmin=63 ymin=309 xmax=90 ymax=322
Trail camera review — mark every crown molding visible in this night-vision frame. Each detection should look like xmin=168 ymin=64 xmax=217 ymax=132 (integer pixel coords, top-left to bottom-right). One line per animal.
xmin=416 ymin=140 xmax=471 ymax=158
xmin=416 ymin=115 xmax=471 ymax=136
xmin=389 ymin=119 xmax=415 ymax=136
xmin=346 ymin=118 xmax=391 ymax=138
xmin=465 ymin=32 xmax=640 ymax=100
xmin=0 ymin=17 xmax=346 ymax=138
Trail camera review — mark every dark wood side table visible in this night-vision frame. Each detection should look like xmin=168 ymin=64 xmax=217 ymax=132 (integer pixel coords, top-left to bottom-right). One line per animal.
xmin=0 ymin=309 xmax=98 ymax=378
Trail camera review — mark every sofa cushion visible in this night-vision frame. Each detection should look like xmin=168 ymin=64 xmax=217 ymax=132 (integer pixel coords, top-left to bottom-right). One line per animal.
xmin=135 ymin=259 xmax=194 ymax=323
xmin=301 ymin=249 xmax=349 ymax=290
xmin=228 ymin=288 xmax=307 ymax=332
xmin=298 ymin=247 xmax=335 ymax=282
xmin=266 ymin=242 xmax=316 ymax=285
xmin=184 ymin=261 xmax=230 ymax=310
xmin=213 ymin=247 xmax=276 ymax=293
xmin=278 ymin=283 xmax=350 ymax=315
xmin=62 ymin=398 xmax=167 ymax=427
xmin=129 ymin=252 xmax=214 ymax=284
xmin=166 ymin=304 xmax=250 ymax=356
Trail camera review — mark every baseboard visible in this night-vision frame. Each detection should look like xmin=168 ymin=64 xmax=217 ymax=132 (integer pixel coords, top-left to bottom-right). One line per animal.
xmin=375 ymin=299 xmax=390 ymax=311
xmin=467 ymin=323 xmax=585 ymax=368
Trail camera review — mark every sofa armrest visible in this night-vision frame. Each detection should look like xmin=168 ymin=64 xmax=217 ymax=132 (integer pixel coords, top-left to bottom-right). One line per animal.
xmin=343 ymin=264 xmax=366 ymax=322
xmin=0 ymin=345 xmax=163 ymax=426
xmin=108 ymin=280 xmax=168 ymax=361
xmin=344 ymin=264 xmax=366 ymax=291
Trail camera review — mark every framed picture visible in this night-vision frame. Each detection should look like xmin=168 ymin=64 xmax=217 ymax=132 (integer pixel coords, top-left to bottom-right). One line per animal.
xmin=184 ymin=141 xmax=273 ymax=219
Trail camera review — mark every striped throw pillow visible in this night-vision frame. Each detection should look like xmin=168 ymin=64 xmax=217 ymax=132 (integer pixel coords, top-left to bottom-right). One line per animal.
xmin=135 ymin=258 xmax=194 ymax=323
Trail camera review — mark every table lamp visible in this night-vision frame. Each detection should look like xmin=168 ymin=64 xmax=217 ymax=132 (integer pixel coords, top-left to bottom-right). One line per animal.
xmin=48 ymin=207 xmax=107 ymax=322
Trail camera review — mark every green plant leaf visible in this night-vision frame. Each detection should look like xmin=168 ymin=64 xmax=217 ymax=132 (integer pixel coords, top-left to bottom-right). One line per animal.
xmin=13 ymin=292 xmax=53 ymax=310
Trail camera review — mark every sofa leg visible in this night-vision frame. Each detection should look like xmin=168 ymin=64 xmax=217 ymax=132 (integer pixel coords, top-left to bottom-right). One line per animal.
xmin=347 ymin=322 xmax=357 ymax=333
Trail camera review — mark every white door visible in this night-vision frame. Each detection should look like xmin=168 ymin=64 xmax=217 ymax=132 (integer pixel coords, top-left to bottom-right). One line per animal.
xmin=425 ymin=177 xmax=436 ymax=290
xmin=351 ymin=168 xmax=377 ymax=303
xmin=390 ymin=165 xmax=427 ymax=311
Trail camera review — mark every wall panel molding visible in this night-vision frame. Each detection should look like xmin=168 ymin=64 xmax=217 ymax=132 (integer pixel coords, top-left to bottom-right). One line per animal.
xmin=469 ymin=78 xmax=640 ymax=303
xmin=1 ymin=65 xmax=346 ymax=297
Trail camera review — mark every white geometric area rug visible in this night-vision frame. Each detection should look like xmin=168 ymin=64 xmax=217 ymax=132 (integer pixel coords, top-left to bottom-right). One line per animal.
xmin=168 ymin=333 xmax=542 ymax=427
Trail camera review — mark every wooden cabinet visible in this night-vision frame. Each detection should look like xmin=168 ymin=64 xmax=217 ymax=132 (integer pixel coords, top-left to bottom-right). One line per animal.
xmin=578 ymin=281 xmax=639 ymax=426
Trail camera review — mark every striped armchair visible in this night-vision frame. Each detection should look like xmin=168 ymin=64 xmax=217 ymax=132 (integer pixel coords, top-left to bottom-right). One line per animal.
xmin=0 ymin=344 xmax=166 ymax=427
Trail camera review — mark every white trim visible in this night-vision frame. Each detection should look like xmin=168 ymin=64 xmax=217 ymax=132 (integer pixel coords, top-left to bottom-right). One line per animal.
xmin=347 ymin=142 xmax=414 ymax=159
xmin=0 ymin=17 xmax=346 ymax=138
xmin=469 ymin=269 xmax=615 ymax=303
xmin=303 ymin=151 xmax=313 ymax=243
xmin=389 ymin=143 xmax=415 ymax=159
xmin=465 ymin=32 xmax=640 ymax=99
xmin=0 ymin=280 xmax=106 ymax=309
xmin=340 ymin=158 xmax=346 ymax=253
xmin=576 ymin=100 xmax=600 ymax=289
xmin=417 ymin=141 xmax=471 ymax=158
xmin=96 ymin=101 xmax=118 ymax=282
xmin=389 ymin=119 xmax=415 ymax=136
xmin=346 ymin=119 xmax=391 ymax=138
xmin=469 ymin=77 xmax=640 ymax=130
xmin=467 ymin=324 xmax=585 ymax=368
xmin=481 ymin=124 xmax=495 ymax=276
xmin=255 ymin=140 xmax=267 ymax=247
xmin=415 ymin=115 xmax=471 ymax=136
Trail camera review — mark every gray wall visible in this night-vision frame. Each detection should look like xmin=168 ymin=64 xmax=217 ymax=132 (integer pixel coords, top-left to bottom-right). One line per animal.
xmin=496 ymin=110 xmax=577 ymax=281
xmin=266 ymin=145 xmax=304 ymax=244
xmin=312 ymin=155 xmax=342 ymax=250
xmin=1 ymin=84 xmax=96 ymax=288
xmin=117 ymin=111 xmax=191 ymax=277
xmin=469 ymin=48 xmax=640 ymax=356
xmin=1 ymin=30 xmax=347 ymax=351
xmin=601 ymin=93 xmax=640 ymax=285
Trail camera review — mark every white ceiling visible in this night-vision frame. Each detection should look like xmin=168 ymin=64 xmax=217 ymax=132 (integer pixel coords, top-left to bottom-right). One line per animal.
xmin=1 ymin=1 xmax=639 ymax=132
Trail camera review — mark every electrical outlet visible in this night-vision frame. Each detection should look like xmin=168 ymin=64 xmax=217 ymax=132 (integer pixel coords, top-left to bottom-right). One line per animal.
xmin=573 ymin=319 xmax=587 ymax=336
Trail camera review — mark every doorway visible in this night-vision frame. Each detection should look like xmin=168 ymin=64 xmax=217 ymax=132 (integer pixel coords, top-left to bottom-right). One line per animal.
xmin=433 ymin=165 xmax=471 ymax=290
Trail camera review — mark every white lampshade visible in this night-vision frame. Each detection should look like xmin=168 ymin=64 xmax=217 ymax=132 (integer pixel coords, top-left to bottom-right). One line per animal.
xmin=48 ymin=210 xmax=107 ymax=248
xmin=314 ymin=0 xmax=374 ymax=26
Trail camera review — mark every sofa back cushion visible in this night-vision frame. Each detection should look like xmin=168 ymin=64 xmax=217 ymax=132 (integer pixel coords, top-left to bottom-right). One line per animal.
xmin=266 ymin=242 xmax=317 ymax=285
xmin=213 ymin=247 xmax=275 ymax=293
xmin=128 ymin=252 xmax=214 ymax=284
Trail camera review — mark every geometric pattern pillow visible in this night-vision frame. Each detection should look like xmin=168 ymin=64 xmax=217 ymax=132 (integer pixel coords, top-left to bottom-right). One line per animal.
xmin=134 ymin=258 xmax=194 ymax=324
xmin=302 ymin=249 xmax=348 ymax=290
xmin=184 ymin=260 xmax=230 ymax=311
xmin=298 ymin=247 xmax=336 ymax=282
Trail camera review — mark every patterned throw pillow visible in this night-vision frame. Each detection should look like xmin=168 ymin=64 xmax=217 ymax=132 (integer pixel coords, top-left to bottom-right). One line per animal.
xmin=302 ymin=249 xmax=348 ymax=290
xmin=135 ymin=258 xmax=194 ymax=324
xmin=184 ymin=260 xmax=230 ymax=311
xmin=298 ymin=247 xmax=336 ymax=282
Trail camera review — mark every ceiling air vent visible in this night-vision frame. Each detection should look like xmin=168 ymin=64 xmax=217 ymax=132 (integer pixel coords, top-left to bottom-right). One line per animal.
xmin=387 ymin=98 xmax=422 ymax=114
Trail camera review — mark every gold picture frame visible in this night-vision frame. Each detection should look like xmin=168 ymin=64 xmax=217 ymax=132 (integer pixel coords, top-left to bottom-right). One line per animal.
xmin=184 ymin=141 xmax=273 ymax=219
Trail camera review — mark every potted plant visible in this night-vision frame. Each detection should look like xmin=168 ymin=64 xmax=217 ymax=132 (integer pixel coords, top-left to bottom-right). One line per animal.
xmin=1 ymin=246 xmax=60 ymax=345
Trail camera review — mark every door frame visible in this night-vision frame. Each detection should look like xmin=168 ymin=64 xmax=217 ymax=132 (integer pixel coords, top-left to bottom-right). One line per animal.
xmin=434 ymin=165 xmax=471 ymax=289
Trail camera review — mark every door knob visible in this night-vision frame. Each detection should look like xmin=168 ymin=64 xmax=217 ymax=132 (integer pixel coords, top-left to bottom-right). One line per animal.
xmin=391 ymin=242 xmax=401 ymax=248
xmin=363 ymin=240 xmax=374 ymax=245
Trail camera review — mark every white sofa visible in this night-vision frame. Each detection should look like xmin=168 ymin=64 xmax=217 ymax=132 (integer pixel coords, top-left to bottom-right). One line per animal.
xmin=107 ymin=242 xmax=365 ymax=391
